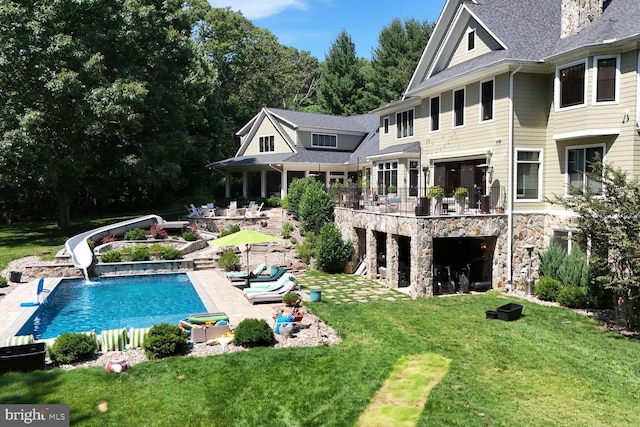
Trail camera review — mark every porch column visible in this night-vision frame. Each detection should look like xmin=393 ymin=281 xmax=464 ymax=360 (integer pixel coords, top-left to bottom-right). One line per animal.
xmin=261 ymin=170 xmax=267 ymax=198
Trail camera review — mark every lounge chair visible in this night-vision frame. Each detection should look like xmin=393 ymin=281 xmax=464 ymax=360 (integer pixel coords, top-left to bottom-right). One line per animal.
xmin=245 ymin=279 xmax=298 ymax=304
xmin=204 ymin=203 xmax=217 ymax=218
xmin=245 ymin=266 xmax=287 ymax=284
xmin=226 ymin=263 xmax=267 ymax=281
xmin=243 ymin=273 xmax=295 ymax=295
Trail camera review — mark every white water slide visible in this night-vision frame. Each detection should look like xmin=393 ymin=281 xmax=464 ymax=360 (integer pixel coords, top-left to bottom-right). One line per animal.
xmin=65 ymin=214 xmax=165 ymax=275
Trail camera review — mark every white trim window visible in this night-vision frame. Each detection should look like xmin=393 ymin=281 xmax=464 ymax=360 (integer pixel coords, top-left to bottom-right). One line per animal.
xmin=430 ymin=96 xmax=440 ymax=132
xmin=453 ymin=87 xmax=465 ymax=128
xmin=555 ymin=59 xmax=587 ymax=110
xmin=311 ymin=133 xmax=337 ymax=148
xmin=377 ymin=161 xmax=398 ymax=195
xmin=259 ymin=135 xmax=275 ymax=152
xmin=467 ymin=28 xmax=476 ymax=51
xmin=480 ymin=79 xmax=494 ymax=122
xmin=516 ymin=149 xmax=542 ymax=200
xmin=566 ymin=145 xmax=604 ymax=195
xmin=593 ymin=54 xmax=620 ymax=104
xmin=396 ymin=109 xmax=414 ymax=139
xmin=383 ymin=117 xmax=389 ymax=134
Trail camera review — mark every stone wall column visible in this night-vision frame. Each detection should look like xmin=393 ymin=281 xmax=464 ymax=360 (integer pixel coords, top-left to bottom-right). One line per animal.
xmin=387 ymin=233 xmax=399 ymax=288
xmin=366 ymin=228 xmax=377 ymax=280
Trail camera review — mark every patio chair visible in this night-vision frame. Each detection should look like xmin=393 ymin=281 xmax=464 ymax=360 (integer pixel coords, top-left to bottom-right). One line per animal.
xmin=204 ymin=203 xmax=217 ymax=218
xmin=246 ymin=202 xmax=265 ymax=218
xmin=245 ymin=265 xmax=287 ymax=284
xmin=226 ymin=262 xmax=267 ymax=281
xmin=226 ymin=201 xmax=238 ymax=217
xmin=190 ymin=204 xmax=205 ymax=217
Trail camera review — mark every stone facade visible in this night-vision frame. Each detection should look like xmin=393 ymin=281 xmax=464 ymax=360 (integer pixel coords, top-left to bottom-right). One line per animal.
xmin=334 ymin=208 xmax=575 ymax=298
xmin=561 ymin=0 xmax=603 ymax=38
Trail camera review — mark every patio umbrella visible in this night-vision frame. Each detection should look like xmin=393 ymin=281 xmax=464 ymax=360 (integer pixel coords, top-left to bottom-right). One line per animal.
xmin=209 ymin=229 xmax=284 ymax=274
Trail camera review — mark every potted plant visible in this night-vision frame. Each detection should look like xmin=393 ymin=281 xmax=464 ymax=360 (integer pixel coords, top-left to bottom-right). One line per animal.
xmin=427 ymin=186 xmax=445 ymax=214
xmin=453 ymin=187 xmax=468 ymax=214
xmin=282 ymin=292 xmax=300 ymax=307
xmin=387 ymin=184 xmax=397 ymax=196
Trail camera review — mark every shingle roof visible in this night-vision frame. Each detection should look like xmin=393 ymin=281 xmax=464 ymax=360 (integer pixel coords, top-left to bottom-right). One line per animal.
xmin=409 ymin=0 xmax=640 ymax=95
xmin=268 ymin=108 xmax=377 ymax=133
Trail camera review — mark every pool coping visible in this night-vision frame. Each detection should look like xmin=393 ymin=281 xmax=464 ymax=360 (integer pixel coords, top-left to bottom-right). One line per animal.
xmin=0 ymin=271 xmax=279 ymax=345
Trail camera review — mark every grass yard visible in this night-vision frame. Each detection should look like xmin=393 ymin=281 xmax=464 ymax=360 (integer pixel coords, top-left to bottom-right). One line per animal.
xmin=1 ymin=285 xmax=639 ymax=426
xmin=1 ymin=218 xmax=640 ymax=426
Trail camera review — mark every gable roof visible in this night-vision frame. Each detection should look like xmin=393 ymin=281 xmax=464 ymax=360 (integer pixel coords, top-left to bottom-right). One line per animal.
xmin=209 ymin=108 xmax=380 ymax=169
xmin=407 ymin=0 xmax=640 ymax=96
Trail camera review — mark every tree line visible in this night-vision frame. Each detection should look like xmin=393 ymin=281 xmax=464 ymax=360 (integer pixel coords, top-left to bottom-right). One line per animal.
xmin=0 ymin=0 xmax=433 ymax=230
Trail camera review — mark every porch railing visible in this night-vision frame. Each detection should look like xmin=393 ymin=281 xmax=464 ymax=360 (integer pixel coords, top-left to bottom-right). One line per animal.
xmin=328 ymin=185 xmax=506 ymax=216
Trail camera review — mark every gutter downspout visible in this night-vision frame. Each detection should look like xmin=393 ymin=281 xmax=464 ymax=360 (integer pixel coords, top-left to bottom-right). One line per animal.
xmin=507 ymin=64 xmax=522 ymax=291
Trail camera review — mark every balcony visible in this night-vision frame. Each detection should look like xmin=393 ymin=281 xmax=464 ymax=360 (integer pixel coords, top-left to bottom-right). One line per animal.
xmin=329 ymin=185 xmax=506 ymax=217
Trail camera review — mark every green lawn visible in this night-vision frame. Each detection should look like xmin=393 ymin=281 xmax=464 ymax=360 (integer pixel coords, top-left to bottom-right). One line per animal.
xmin=1 ymin=219 xmax=640 ymax=426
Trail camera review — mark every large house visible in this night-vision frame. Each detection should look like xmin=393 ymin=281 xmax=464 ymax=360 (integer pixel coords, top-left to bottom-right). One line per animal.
xmin=211 ymin=0 xmax=640 ymax=298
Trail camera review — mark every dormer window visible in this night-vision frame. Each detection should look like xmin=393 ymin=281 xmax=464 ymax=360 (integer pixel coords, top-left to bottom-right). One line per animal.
xmin=467 ymin=29 xmax=476 ymax=51
xmin=312 ymin=133 xmax=337 ymax=148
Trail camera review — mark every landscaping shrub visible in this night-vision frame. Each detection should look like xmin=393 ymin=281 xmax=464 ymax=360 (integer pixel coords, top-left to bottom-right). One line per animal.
xmin=556 ymin=285 xmax=589 ymax=308
xmin=129 ymin=245 xmax=150 ymax=261
xmin=218 ymin=251 xmax=239 ymax=271
xmin=557 ymin=245 xmax=589 ymax=287
xmin=101 ymin=250 xmax=122 ymax=263
xmin=0 ymin=277 xmax=8 ymax=288
xmin=282 ymin=292 xmax=300 ymax=306
xmin=586 ymin=256 xmax=613 ymax=308
xmin=149 ymin=223 xmax=168 ymax=239
xmin=535 ymin=276 xmax=562 ymax=301
xmin=100 ymin=235 xmax=116 ymax=244
xmin=315 ymin=222 xmax=354 ymax=273
xmin=266 ymin=196 xmax=281 ymax=207
xmin=124 ymin=228 xmax=147 ymax=241
xmin=233 ymin=318 xmax=275 ymax=348
xmin=295 ymin=233 xmax=316 ymax=264
xmin=282 ymin=221 xmax=293 ymax=238
xmin=285 ymin=177 xmax=311 ymax=218
xmin=182 ymin=231 xmax=198 ymax=241
xmin=143 ymin=323 xmax=188 ymax=359
xmin=161 ymin=247 xmax=182 ymax=260
xmin=298 ymin=182 xmax=334 ymax=235
xmin=220 ymin=225 xmax=240 ymax=238
xmin=50 ymin=333 xmax=96 ymax=364
xmin=539 ymin=242 xmax=565 ymax=279
xmin=290 ymin=236 xmax=297 ymax=245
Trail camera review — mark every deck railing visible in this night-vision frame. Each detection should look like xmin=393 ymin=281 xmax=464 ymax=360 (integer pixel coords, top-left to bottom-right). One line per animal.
xmin=329 ymin=185 xmax=506 ymax=216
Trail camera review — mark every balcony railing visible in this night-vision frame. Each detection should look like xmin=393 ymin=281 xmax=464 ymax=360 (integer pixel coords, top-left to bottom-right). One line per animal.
xmin=328 ymin=185 xmax=506 ymax=216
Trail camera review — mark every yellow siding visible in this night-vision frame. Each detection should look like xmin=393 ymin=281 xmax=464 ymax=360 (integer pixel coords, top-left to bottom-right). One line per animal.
xmin=448 ymin=19 xmax=502 ymax=68
xmin=379 ymin=104 xmax=425 ymax=152
xmin=243 ymin=118 xmax=294 ymax=156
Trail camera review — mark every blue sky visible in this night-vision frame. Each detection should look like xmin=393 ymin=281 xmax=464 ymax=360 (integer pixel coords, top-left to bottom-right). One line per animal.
xmin=208 ymin=0 xmax=446 ymax=60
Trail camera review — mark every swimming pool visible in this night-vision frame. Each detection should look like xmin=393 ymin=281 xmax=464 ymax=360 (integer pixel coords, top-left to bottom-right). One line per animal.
xmin=17 ymin=274 xmax=207 ymax=339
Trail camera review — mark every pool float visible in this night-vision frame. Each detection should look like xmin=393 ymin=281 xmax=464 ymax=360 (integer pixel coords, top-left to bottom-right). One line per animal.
xmin=188 ymin=312 xmax=229 ymax=324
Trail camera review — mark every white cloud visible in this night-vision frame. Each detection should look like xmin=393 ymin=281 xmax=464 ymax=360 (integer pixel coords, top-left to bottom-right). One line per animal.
xmin=210 ymin=0 xmax=308 ymax=20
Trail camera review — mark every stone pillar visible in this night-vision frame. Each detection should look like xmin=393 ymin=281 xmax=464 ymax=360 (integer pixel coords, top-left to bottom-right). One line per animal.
xmin=561 ymin=0 xmax=603 ymax=38
xmin=366 ymin=228 xmax=377 ymax=280
xmin=387 ymin=233 xmax=399 ymax=288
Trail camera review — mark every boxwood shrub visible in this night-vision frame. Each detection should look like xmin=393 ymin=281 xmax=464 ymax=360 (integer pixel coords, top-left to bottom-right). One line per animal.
xmin=124 ymin=228 xmax=147 ymax=241
xmin=233 ymin=318 xmax=275 ymax=348
xmin=534 ymin=276 xmax=562 ymax=301
xmin=143 ymin=323 xmax=188 ymax=359
xmin=50 ymin=333 xmax=96 ymax=364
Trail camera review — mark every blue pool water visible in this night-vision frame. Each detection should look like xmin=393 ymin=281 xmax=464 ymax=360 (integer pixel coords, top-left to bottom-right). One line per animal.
xmin=17 ymin=274 xmax=207 ymax=339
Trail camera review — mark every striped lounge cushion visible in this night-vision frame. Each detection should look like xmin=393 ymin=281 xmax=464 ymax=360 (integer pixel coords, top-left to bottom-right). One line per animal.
xmin=127 ymin=327 xmax=151 ymax=349
xmin=100 ymin=328 xmax=128 ymax=351
xmin=4 ymin=335 xmax=34 ymax=346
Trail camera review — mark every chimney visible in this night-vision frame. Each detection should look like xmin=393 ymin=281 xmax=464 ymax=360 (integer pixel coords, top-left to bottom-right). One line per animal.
xmin=561 ymin=0 xmax=604 ymax=38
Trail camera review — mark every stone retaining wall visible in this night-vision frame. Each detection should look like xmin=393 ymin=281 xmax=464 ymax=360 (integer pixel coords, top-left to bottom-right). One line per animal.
xmin=335 ymin=208 xmax=574 ymax=298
